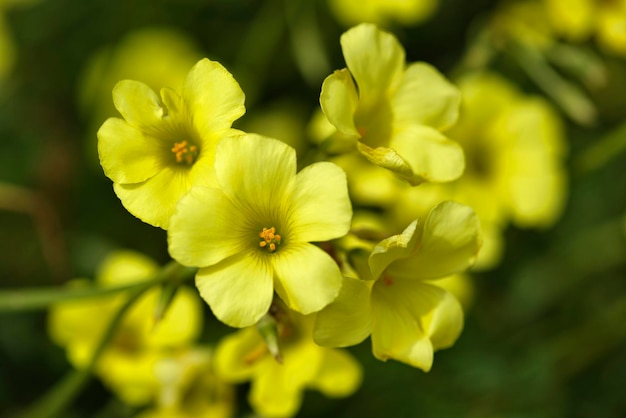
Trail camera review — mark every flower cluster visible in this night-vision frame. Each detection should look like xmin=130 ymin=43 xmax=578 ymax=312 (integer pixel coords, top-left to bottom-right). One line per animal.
xmin=62 ymin=22 xmax=488 ymax=418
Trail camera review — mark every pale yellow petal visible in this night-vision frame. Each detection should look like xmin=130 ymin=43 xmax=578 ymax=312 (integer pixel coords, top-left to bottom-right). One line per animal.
xmin=214 ymin=134 xmax=296 ymax=217
xmin=319 ymin=69 xmax=360 ymax=137
xmin=387 ymin=201 xmax=481 ymax=280
xmin=112 ymin=80 xmax=165 ymax=132
xmin=313 ymin=276 xmax=373 ymax=347
xmin=424 ymin=289 xmax=464 ymax=351
xmin=310 ymin=348 xmax=362 ymax=397
xmin=183 ymin=58 xmax=245 ymax=137
xmin=340 ymin=23 xmax=405 ymax=107
xmin=168 ymin=186 xmax=248 ymax=268
xmin=392 ymin=62 xmax=461 ymax=132
xmin=272 ymin=243 xmax=342 ymax=315
xmin=368 ymin=220 xmax=421 ymax=280
xmin=195 ymin=253 xmax=274 ymax=328
xmin=288 ymin=161 xmax=352 ymax=243
xmin=213 ymin=327 xmax=260 ymax=382
xmin=388 ymin=124 xmax=465 ymax=184
xmin=97 ymin=118 xmax=163 ymax=184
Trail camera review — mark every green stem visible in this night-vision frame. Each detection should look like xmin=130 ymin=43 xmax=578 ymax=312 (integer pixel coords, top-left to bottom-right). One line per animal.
xmin=0 ymin=261 xmax=195 ymax=312
xmin=575 ymin=120 xmax=626 ymax=174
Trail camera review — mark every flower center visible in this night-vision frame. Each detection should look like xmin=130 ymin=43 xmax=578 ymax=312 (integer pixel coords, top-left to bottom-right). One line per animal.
xmin=171 ymin=140 xmax=199 ymax=165
xmin=259 ymin=226 xmax=281 ymax=252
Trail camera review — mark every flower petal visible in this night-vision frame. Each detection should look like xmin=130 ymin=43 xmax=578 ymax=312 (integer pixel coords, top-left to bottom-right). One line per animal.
xmin=97 ymin=118 xmax=163 ymax=184
xmin=112 ymin=80 xmax=165 ymax=132
xmin=214 ymin=134 xmax=296 ymax=217
xmin=213 ymin=327 xmax=260 ymax=382
xmin=392 ymin=62 xmax=461 ymax=132
xmin=370 ymin=280 xmax=448 ymax=371
xmin=368 ymin=220 xmax=421 ymax=280
xmin=388 ymin=201 xmax=482 ymax=280
xmin=113 ymin=166 xmax=191 ymax=229
xmin=183 ymin=58 xmax=245 ymax=137
xmin=168 ymin=186 xmax=248 ymax=267
xmin=272 ymin=243 xmax=342 ymax=315
xmin=313 ymin=276 xmax=373 ymax=347
xmin=424 ymin=289 xmax=464 ymax=351
xmin=289 ymin=161 xmax=352 ymax=242
xmin=388 ymin=124 xmax=465 ymax=184
xmin=310 ymin=348 xmax=363 ymax=398
xmin=195 ymin=253 xmax=274 ymax=328
xmin=319 ymin=69 xmax=360 ymax=137
xmin=340 ymin=23 xmax=405 ymax=107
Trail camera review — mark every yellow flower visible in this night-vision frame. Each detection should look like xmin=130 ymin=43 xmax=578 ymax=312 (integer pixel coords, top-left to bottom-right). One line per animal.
xmin=48 ymin=250 xmax=203 ymax=405
xmin=319 ymin=23 xmax=464 ymax=185
xmin=168 ymin=134 xmax=352 ymax=328
xmin=97 ymin=58 xmax=245 ymax=229
xmin=137 ymin=347 xmax=235 ymax=418
xmin=314 ymin=201 xmax=481 ymax=371
xmin=328 ymin=0 xmax=439 ymax=27
xmin=214 ymin=305 xmax=362 ymax=418
xmin=390 ymin=72 xmax=567 ymax=269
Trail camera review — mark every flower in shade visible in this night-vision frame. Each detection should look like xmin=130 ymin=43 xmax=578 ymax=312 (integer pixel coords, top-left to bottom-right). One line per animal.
xmin=314 ymin=201 xmax=481 ymax=371
xmin=319 ymin=23 xmax=464 ymax=185
xmin=97 ymin=57 xmax=245 ymax=229
xmin=213 ymin=305 xmax=362 ymax=418
xmin=168 ymin=134 xmax=352 ymax=328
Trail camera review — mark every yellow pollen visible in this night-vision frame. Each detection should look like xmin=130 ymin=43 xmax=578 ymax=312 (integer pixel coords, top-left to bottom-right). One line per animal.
xmin=259 ymin=227 xmax=281 ymax=252
xmin=171 ymin=140 xmax=198 ymax=165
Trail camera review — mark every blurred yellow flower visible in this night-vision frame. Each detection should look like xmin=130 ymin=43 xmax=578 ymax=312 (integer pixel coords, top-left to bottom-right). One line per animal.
xmin=214 ymin=306 xmax=362 ymax=418
xmin=545 ymin=0 xmax=626 ymax=56
xmin=168 ymin=134 xmax=352 ymax=328
xmin=390 ymin=72 xmax=567 ymax=269
xmin=97 ymin=57 xmax=245 ymax=229
xmin=314 ymin=201 xmax=481 ymax=371
xmin=137 ymin=347 xmax=235 ymax=418
xmin=328 ymin=0 xmax=438 ymax=27
xmin=78 ymin=27 xmax=203 ymax=166
xmin=48 ymin=250 xmax=203 ymax=405
xmin=319 ymin=23 xmax=464 ymax=185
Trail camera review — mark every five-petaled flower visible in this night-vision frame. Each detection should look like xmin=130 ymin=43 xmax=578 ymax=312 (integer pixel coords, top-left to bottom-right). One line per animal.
xmin=97 ymin=58 xmax=245 ymax=229
xmin=314 ymin=201 xmax=481 ymax=371
xmin=168 ymin=134 xmax=353 ymax=328
xmin=320 ymin=23 xmax=465 ymax=185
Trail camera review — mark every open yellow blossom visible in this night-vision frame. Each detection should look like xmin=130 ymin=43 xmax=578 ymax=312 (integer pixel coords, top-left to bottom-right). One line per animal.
xmin=48 ymin=250 xmax=203 ymax=405
xmin=328 ymin=0 xmax=439 ymax=27
xmin=314 ymin=201 xmax=481 ymax=371
xmin=97 ymin=58 xmax=245 ymax=229
xmin=168 ymin=134 xmax=352 ymax=328
xmin=214 ymin=305 xmax=362 ymax=418
xmin=319 ymin=23 xmax=464 ymax=185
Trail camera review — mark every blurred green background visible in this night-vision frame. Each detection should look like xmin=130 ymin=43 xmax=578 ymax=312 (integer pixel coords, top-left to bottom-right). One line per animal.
xmin=1 ymin=0 xmax=626 ymax=417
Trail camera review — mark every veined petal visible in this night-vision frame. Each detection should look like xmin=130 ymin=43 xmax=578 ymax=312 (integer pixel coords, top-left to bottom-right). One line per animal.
xmin=288 ymin=162 xmax=352 ymax=242
xmin=113 ymin=166 xmax=191 ymax=229
xmin=214 ymin=134 xmax=296 ymax=217
xmin=313 ymin=276 xmax=373 ymax=347
xmin=388 ymin=124 xmax=465 ymax=184
xmin=113 ymin=80 xmax=165 ymax=132
xmin=368 ymin=220 xmax=421 ymax=280
xmin=195 ymin=253 xmax=274 ymax=328
xmin=392 ymin=62 xmax=461 ymax=132
xmin=319 ymin=69 xmax=360 ymax=137
xmin=310 ymin=348 xmax=362 ymax=397
xmin=371 ymin=280 xmax=448 ymax=371
xmin=183 ymin=58 xmax=245 ymax=137
xmin=341 ymin=24 xmax=405 ymax=107
xmin=168 ymin=186 xmax=248 ymax=267
xmin=97 ymin=118 xmax=162 ymax=184
xmin=388 ymin=201 xmax=481 ymax=280
xmin=272 ymin=243 xmax=342 ymax=315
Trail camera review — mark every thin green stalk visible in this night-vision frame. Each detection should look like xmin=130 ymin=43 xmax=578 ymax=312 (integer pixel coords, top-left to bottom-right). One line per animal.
xmin=0 ymin=261 xmax=195 ymax=312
